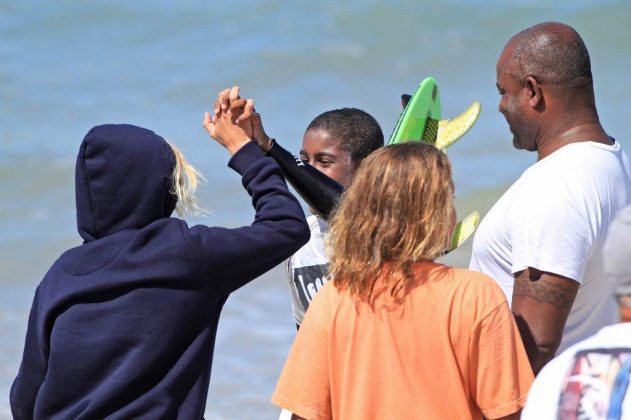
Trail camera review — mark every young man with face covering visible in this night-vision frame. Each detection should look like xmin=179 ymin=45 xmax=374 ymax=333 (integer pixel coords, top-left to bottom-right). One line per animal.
xmin=469 ymin=22 xmax=631 ymax=374
xmin=10 ymin=89 xmax=310 ymax=419
xmin=281 ymin=109 xmax=384 ymax=326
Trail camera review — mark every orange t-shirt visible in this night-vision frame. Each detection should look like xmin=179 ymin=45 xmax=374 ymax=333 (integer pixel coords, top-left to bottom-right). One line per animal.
xmin=272 ymin=262 xmax=533 ymax=419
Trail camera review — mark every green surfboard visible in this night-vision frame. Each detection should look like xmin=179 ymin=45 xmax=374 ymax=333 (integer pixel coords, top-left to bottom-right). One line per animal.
xmin=387 ymin=77 xmax=480 ymax=252
xmin=388 ymin=77 xmax=441 ymax=145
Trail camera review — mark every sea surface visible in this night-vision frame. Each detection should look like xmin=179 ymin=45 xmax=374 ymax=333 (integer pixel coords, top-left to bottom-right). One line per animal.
xmin=1 ymin=1 xmax=630 ymax=418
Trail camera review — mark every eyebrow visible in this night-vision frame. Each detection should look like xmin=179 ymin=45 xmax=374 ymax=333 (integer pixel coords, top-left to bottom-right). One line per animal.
xmin=315 ymin=151 xmax=337 ymax=158
xmin=299 ymin=150 xmax=338 ymax=159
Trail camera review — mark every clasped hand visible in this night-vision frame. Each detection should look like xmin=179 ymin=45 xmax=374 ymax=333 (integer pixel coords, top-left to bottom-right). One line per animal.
xmin=203 ymin=86 xmax=272 ymax=155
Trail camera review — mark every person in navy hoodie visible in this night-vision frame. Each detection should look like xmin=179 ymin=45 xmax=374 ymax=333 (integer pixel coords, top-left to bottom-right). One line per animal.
xmin=10 ymin=87 xmax=310 ymax=419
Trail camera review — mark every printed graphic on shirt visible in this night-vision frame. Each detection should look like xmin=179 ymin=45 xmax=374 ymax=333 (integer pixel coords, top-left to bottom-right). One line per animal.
xmin=292 ymin=263 xmax=329 ymax=311
xmin=557 ymin=348 xmax=631 ymax=420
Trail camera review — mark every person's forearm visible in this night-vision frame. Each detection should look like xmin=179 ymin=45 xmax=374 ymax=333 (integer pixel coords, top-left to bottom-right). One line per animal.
xmin=188 ymin=142 xmax=310 ymax=295
xmin=528 ymin=347 xmax=557 ymax=376
xmin=267 ymin=140 xmax=343 ymax=220
xmin=512 ymin=315 xmax=559 ymax=374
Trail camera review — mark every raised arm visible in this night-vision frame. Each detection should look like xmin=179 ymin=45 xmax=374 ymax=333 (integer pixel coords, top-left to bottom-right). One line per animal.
xmin=188 ymin=88 xmax=310 ymax=295
xmin=218 ymin=89 xmax=344 ymax=220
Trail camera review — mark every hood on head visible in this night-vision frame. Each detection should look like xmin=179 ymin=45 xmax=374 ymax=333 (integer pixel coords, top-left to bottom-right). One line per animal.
xmin=75 ymin=124 xmax=177 ymax=242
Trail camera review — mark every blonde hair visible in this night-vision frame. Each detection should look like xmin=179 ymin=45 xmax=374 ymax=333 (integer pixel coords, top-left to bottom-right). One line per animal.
xmin=328 ymin=142 xmax=455 ymax=300
xmin=168 ymin=142 xmax=208 ymax=217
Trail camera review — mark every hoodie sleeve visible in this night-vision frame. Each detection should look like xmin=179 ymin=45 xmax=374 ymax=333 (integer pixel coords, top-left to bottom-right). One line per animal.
xmin=11 ymin=288 xmax=47 ymax=420
xmin=185 ymin=141 xmax=310 ymax=296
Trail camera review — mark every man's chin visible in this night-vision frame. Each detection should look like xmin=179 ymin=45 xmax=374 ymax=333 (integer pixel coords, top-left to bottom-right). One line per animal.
xmin=513 ymin=138 xmax=538 ymax=152
xmin=512 ymin=136 xmax=525 ymax=150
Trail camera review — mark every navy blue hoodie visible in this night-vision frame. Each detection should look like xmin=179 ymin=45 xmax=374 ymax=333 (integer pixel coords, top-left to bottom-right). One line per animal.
xmin=10 ymin=124 xmax=309 ymax=419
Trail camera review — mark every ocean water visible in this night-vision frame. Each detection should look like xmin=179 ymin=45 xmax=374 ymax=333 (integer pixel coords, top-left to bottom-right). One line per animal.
xmin=1 ymin=1 xmax=630 ymax=418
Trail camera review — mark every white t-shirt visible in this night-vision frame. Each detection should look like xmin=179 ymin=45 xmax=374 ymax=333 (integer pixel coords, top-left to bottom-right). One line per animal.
xmin=470 ymin=141 xmax=631 ymax=352
xmin=286 ymin=215 xmax=330 ymax=325
xmin=522 ymin=323 xmax=631 ymax=420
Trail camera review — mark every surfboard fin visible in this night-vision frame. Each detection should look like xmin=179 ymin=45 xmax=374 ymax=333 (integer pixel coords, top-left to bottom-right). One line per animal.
xmin=436 ymin=101 xmax=481 ymax=150
xmin=449 ymin=210 xmax=480 ymax=252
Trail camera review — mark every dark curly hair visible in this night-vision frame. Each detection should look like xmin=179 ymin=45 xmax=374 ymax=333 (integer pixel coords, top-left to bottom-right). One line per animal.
xmin=306 ymin=108 xmax=384 ymax=164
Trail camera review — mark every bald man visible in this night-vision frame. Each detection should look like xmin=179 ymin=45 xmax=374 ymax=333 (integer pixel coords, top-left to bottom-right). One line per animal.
xmin=469 ymin=22 xmax=631 ymax=374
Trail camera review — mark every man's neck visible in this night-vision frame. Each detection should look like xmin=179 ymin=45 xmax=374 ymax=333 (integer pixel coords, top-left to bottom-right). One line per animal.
xmin=536 ymin=120 xmax=611 ymax=161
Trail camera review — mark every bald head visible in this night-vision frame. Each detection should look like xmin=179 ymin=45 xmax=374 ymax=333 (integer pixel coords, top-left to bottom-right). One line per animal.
xmin=507 ymin=22 xmax=592 ymax=88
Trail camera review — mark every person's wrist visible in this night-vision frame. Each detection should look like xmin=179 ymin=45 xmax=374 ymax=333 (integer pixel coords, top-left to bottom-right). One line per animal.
xmin=263 ymin=135 xmax=273 ymax=152
xmin=227 ymin=137 xmax=252 ymax=156
xmin=266 ymin=138 xmax=276 ymax=154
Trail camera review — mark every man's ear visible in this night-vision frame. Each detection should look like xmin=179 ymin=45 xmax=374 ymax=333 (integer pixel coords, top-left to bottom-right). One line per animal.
xmin=525 ymin=76 xmax=543 ymax=108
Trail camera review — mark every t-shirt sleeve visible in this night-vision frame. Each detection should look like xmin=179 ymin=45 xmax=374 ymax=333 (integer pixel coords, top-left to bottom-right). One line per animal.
xmin=468 ymin=301 xmax=534 ymax=419
xmin=272 ymin=284 xmax=332 ymax=420
xmin=509 ymin=173 xmax=598 ymax=282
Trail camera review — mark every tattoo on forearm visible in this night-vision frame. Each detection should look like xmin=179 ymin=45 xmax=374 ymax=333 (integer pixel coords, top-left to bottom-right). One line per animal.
xmin=513 ymin=278 xmax=575 ymax=309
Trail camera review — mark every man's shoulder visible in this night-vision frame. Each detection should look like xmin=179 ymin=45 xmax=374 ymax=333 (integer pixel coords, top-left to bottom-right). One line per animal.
xmin=543 ymin=140 xmax=629 ymax=176
xmin=449 ymin=265 xmax=498 ymax=283
xmin=436 ymin=265 xmax=509 ymax=310
xmin=520 ymin=142 xmax=629 ymax=200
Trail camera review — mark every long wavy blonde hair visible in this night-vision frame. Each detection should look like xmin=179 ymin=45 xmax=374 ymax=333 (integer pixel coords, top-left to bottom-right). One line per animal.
xmin=168 ymin=142 xmax=208 ymax=217
xmin=328 ymin=142 xmax=455 ymax=300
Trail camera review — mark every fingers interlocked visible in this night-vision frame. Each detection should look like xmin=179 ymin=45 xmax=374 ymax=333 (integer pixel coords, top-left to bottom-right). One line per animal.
xmin=215 ymin=86 xmax=255 ymax=124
